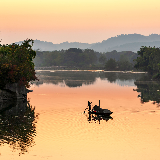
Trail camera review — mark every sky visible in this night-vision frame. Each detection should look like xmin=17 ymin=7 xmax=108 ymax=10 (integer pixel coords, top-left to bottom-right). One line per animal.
xmin=0 ymin=0 xmax=160 ymax=44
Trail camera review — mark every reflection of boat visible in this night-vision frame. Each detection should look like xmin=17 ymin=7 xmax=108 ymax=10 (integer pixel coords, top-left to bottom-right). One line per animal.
xmin=85 ymin=100 xmax=113 ymax=123
xmin=91 ymin=113 xmax=113 ymax=123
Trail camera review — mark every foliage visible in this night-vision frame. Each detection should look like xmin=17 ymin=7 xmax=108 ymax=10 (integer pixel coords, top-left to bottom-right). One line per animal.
xmin=117 ymin=55 xmax=133 ymax=71
xmin=104 ymin=57 xmax=133 ymax=71
xmin=134 ymin=46 xmax=160 ymax=77
xmin=0 ymin=39 xmax=38 ymax=88
xmin=104 ymin=50 xmax=137 ymax=62
xmin=105 ymin=58 xmax=117 ymax=70
xmin=99 ymin=54 xmax=107 ymax=64
xmin=34 ymin=48 xmax=97 ymax=67
xmin=33 ymin=49 xmax=137 ymax=70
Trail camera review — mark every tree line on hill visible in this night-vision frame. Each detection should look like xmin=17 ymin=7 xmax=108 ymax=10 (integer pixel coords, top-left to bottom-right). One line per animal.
xmin=33 ymin=48 xmax=137 ymax=70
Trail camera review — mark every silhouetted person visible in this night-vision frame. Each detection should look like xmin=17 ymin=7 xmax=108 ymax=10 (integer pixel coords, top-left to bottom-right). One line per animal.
xmin=88 ymin=101 xmax=92 ymax=111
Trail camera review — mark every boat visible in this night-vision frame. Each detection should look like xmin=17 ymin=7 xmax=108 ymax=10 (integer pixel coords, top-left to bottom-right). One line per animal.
xmin=88 ymin=100 xmax=113 ymax=116
xmin=84 ymin=100 xmax=113 ymax=123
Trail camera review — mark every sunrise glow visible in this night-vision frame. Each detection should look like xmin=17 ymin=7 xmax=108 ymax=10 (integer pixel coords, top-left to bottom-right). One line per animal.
xmin=0 ymin=0 xmax=160 ymax=44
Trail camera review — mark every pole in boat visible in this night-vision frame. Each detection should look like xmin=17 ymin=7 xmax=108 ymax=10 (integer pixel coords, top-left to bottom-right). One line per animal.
xmin=99 ymin=100 xmax=100 ymax=107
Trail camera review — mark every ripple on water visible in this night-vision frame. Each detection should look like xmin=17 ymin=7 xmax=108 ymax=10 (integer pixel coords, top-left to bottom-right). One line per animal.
xmin=36 ymin=108 xmax=115 ymax=145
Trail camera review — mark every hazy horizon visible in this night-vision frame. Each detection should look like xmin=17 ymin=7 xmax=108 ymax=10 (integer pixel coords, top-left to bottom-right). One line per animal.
xmin=1 ymin=0 xmax=160 ymax=44
xmin=2 ymin=33 xmax=160 ymax=45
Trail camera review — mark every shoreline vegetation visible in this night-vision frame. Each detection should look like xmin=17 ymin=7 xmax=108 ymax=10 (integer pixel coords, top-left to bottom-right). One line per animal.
xmin=0 ymin=39 xmax=38 ymax=101
xmin=0 ymin=39 xmax=38 ymax=89
xmin=34 ymin=68 xmax=146 ymax=73
xmin=33 ymin=49 xmax=137 ymax=71
xmin=134 ymin=46 xmax=160 ymax=80
xmin=34 ymin=46 xmax=160 ymax=80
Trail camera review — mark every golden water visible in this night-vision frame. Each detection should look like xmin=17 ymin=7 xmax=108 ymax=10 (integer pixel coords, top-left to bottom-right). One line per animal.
xmin=1 ymin=71 xmax=160 ymax=160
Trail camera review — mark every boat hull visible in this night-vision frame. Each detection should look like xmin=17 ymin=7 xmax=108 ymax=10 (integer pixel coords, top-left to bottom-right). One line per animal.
xmin=90 ymin=111 xmax=113 ymax=116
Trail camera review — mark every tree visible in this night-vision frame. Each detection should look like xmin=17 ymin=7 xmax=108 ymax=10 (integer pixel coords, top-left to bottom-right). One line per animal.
xmin=82 ymin=49 xmax=97 ymax=66
xmin=105 ymin=58 xmax=117 ymax=70
xmin=0 ymin=39 xmax=38 ymax=88
xmin=118 ymin=55 xmax=133 ymax=70
xmin=63 ymin=48 xmax=83 ymax=66
xmin=134 ymin=46 xmax=160 ymax=78
xmin=99 ymin=54 xmax=107 ymax=64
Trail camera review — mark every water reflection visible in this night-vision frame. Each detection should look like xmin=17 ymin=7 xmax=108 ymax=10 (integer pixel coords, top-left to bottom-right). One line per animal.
xmin=103 ymin=72 xmax=144 ymax=86
xmin=0 ymin=100 xmax=38 ymax=155
xmin=86 ymin=111 xmax=113 ymax=124
xmin=134 ymin=80 xmax=160 ymax=105
xmin=34 ymin=70 xmax=145 ymax=87
xmin=35 ymin=71 xmax=100 ymax=87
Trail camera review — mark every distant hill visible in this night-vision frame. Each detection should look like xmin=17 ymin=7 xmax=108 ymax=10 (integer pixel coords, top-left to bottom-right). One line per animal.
xmin=15 ymin=40 xmax=93 ymax=51
xmin=15 ymin=34 xmax=160 ymax=52
xmin=90 ymin=34 xmax=160 ymax=52
xmin=107 ymin=41 xmax=160 ymax=53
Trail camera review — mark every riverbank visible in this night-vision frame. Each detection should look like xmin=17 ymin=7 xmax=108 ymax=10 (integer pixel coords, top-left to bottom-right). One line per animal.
xmin=0 ymin=83 xmax=33 ymax=102
xmin=34 ymin=65 xmax=104 ymax=70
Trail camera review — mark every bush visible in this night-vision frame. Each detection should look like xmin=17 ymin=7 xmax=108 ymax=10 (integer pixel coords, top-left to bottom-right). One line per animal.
xmin=0 ymin=39 xmax=38 ymax=89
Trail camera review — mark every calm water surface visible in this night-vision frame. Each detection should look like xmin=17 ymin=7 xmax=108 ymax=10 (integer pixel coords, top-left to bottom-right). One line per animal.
xmin=1 ymin=71 xmax=160 ymax=160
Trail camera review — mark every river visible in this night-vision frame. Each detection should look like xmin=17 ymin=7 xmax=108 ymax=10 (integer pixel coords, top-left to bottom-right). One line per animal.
xmin=0 ymin=71 xmax=160 ymax=160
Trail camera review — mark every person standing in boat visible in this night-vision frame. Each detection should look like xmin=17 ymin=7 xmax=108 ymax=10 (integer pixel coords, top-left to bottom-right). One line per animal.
xmin=88 ymin=101 xmax=92 ymax=111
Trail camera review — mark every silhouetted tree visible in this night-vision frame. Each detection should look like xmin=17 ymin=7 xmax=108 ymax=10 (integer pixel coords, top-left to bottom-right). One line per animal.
xmin=134 ymin=46 xmax=160 ymax=79
xmin=99 ymin=54 xmax=107 ymax=64
xmin=105 ymin=58 xmax=117 ymax=70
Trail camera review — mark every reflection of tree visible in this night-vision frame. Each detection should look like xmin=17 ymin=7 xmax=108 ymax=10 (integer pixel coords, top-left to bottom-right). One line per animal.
xmin=104 ymin=72 xmax=144 ymax=83
xmin=34 ymin=71 xmax=103 ymax=87
xmin=34 ymin=71 xmax=146 ymax=87
xmin=134 ymin=81 xmax=160 ymax=104
xmin=65 ymin=80 xmax=94 ymax=87
xmin=104 ymin=72 xmax=117 ymax=83
xmin=0 ymin=100 xmax=38 ymax=155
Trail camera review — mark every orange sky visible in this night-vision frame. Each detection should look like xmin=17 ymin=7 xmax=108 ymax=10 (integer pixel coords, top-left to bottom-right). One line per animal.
xmin=0 ymin=0 xmax=160 ymax=44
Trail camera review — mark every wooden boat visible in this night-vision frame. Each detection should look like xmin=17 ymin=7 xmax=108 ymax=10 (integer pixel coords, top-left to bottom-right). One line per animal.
xmin=91 ymin=110 xmax=113 ymax=116
xmin=88 ymin=100 xmax=113 ymax=116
